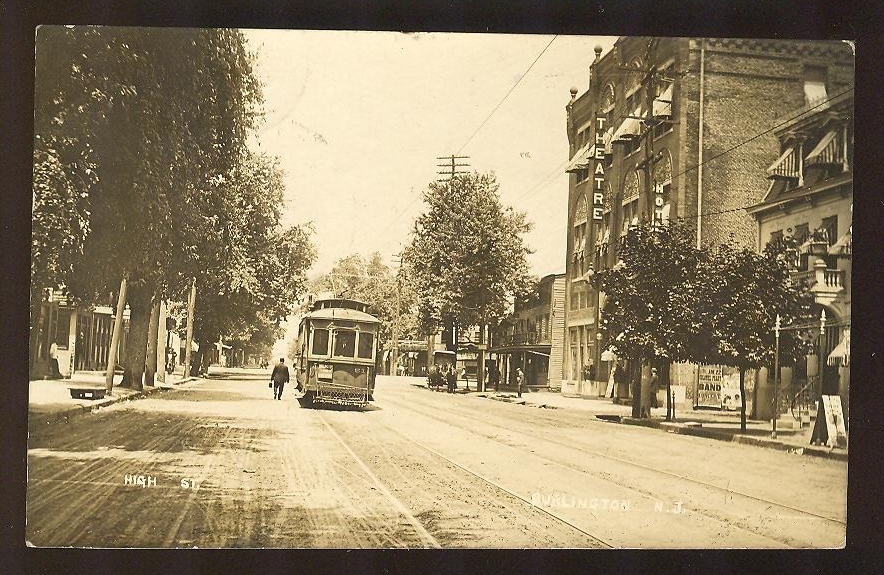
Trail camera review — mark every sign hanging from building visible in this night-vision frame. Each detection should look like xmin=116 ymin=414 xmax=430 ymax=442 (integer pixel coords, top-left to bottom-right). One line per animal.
xmin=591 ymin=116 xmax=606 ymax=221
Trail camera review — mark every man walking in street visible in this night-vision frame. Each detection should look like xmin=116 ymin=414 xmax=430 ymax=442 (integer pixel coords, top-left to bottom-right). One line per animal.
xmin=270 ymin=357 xmax=290 ymax=400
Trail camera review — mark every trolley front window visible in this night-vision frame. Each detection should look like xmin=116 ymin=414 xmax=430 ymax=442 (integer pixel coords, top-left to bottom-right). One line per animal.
xmin=333 ymin=330 xmax=356 ymax=358
xmin=357 ymin=331 xmax=374 ymax=359
xmin=311 ymin=328 xmax=329 ymax=356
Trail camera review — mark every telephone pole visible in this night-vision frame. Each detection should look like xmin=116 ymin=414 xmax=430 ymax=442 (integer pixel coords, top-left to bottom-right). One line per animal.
xmin=429 ymin=155 xmax=470 ymax=373
xmin=614 ymin=38 xmax=675 ymax=417
xmin=436 ymin=155 xmax=470 ymax=181
xmin=391 ymin=253 xmax=402 ymax=375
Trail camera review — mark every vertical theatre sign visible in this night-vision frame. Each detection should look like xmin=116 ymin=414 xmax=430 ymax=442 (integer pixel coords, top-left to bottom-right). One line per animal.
xmin=592 ymin=116 xmax=606 ymax=221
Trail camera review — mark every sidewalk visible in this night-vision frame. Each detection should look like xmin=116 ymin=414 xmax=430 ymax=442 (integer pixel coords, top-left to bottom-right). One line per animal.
xmin=29 ymin=368 xmax=200 ymax=429
xmin=466 ymin=387 xmax=847 ymax=462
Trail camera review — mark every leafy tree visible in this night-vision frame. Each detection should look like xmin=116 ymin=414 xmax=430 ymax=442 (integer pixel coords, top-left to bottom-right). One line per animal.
xmin=190 ymin=215 xmax=316 ymax=373
xmin=309 ymin=252 xmax=420 ymax=350
xmin=693 ymin=235 xmax=814 ymax=431
xmin=596 ymin=219 xmax=703 ymax=418
xmin=402 ymin=172 xmax=534 ymax=343
xmin=32 ymin=27 xmax=270 ymax=388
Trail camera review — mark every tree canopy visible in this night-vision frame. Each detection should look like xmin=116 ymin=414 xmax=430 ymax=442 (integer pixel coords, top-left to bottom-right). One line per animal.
xmin=309 ymin=252 xmax=419 ymax=347
xmin=597 ymin=219 xmax=702 ymax=366
xmin=31 ymin=26 xmax=314 ymax=385
xmin=596 ymin=218 xmax=814 ymax=424
xmin=402 ymin=172 xmax=534 ymax=334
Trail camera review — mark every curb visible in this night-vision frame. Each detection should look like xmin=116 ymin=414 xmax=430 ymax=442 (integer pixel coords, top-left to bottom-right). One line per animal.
xmin=481 ymin=394 xmax=849 ymax=462
xmin=620 ymin=417 xmax=847 ymax=461
xmin=29 ymin=377 xmax=199 ymax=428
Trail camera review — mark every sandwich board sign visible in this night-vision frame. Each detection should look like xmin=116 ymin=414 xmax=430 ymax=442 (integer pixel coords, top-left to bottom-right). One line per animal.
xmin=810 ymin=395 xmax=848 ymax=448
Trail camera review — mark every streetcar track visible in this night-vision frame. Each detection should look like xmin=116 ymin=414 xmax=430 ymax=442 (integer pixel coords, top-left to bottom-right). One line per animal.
xmin=317 ymin=411 xmax=442 ymax=548
xmin=379 ymin=392 xmax=843 ymax=546
xmin=365 ymin=414 xmax=615 ymax=548
xmin=319 ymin=410 xmax=613 ymax=548
xmin=385 ymin=392 xmax=845 ymax=526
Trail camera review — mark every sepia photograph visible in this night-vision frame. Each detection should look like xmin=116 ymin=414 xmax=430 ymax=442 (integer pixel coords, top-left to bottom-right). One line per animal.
xmin=26 ymin=26 xmax=853 ymax=549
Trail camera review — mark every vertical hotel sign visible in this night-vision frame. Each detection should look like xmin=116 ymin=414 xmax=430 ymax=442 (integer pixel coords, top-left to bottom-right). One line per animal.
xmin=591 ymin=117 xmax=606 ymax=221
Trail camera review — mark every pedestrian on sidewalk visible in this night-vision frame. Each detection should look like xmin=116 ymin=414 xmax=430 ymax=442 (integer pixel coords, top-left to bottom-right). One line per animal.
xmin=641 ymin=367 xmax=659 ymax=418
xmin=270 ymin=357 xmax=289 ymax=400
xmin=515 ymin=367 xmax=524 ymax=398
xmin=488 ymin=362 xmax=500 ymax=392
xmin=446 ymin=364 xmax=457 ymax=394
xmin=649 ymin=367 xmax=660 ymax=408
xmin=48 ymin=342 xmax=61 ymax=379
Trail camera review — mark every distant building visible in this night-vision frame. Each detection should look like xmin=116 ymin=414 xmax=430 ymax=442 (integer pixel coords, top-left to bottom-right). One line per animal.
xmin=562 ymin=37 xmax=854 ymax=397
xmin=491 ymin=274 xmax=566 ymax=391
xmin=746 ymin=89 xmax=852 ymax=422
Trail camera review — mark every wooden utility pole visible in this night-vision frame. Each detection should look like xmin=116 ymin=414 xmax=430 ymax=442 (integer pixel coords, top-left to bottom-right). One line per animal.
xmin=615 ymin=38 xmax=673 ymax=418
xmin=104 ymin=275 xmax=128 ymax=394
xmin=436 ymin=155 xmax=470 ymax=181
xmin=144 ymin=296 xmax=161 ymax=387
xmin=183 ymin=278 xmax=196 ymax=378
xmin=391 ymin=254 xmax=402 ymax=375
xmin=157 ymin=300 xmax=167 ymax=384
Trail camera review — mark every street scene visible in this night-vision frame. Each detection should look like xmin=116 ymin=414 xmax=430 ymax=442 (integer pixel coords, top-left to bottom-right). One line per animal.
xmin=29 ymin=29 xmax=852 ymax=548
xmin=27 ymin=369 xmax=846 ymax=548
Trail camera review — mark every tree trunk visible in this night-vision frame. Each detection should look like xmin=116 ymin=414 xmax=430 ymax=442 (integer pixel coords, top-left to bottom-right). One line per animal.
xmin=739 ymin=367 xmax=747 ymax=433
xmin=144 ymin=293 xmax=161 ymax=387
xmin=120 ymin=281 xmax=152 ymax=391
xmin=665 ymin=361 xmax=672 ymax=421
xmin=631 ymin=361 xmax=641 ymax=418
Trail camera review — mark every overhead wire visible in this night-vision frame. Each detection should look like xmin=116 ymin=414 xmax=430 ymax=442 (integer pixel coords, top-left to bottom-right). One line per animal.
xmin=377 ymin=35 xmax=560 ymax=237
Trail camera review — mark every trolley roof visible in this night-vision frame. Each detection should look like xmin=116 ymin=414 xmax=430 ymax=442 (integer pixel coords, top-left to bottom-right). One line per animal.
xmin=310 ymin=298 xmax=369 ymax=312
xmin=303 ymin=306 xmax=380 ymax=324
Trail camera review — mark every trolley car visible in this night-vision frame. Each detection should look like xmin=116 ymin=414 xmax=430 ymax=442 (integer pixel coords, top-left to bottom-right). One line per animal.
xmin=294 ymin=298 xmax=380 ymax=408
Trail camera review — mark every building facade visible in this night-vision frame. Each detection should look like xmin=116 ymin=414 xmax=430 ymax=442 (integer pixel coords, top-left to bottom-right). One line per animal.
xmin=491 ymin=274 xmax=566 ymax=391
xmin=561 ymin=37 xmax=854 ymax=396
xmin=31 ymin=288 xmax=129 ymax=379
xmin=746 ymin=89 xmax=852 ymax=423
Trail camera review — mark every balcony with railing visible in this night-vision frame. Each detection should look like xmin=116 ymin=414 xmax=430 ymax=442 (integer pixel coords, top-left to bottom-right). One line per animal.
xmin=499 ymin=330 xmax=550 ymax=347
xmin=808 ymin=258 xmax=846 ymax=306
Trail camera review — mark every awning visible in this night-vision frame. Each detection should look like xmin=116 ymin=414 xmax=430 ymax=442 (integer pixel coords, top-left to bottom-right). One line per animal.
xmin=653 ymin=84 xmax=673 ymax=118
xmin=602 ymin=127 xmax=614 ymax=155
xmin=595 ymin=227 xmax=610 ymax=247
xmin=806 ymin=130 xmax=840 ymax=165
xmin=565 ymin=141 xmax=593 ymax=172
xmin=767 ymin=146 xmax=799 ymax=179
xmin=613 ymin=109 xmax=641 ymax=142
xmin=827 ymin=331 xmax=849 ymax=366
xmin=828 ymin=226 xmax=852 ymax=257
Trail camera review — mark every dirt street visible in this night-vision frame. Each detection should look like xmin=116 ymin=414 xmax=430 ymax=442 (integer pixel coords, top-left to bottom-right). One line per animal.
xmin=26 ymin=372 xmax=846 ymax=548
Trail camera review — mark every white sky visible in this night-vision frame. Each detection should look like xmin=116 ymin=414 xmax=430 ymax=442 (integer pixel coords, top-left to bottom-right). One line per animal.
xmin=244 ymin=30 xmax=616 ymax=279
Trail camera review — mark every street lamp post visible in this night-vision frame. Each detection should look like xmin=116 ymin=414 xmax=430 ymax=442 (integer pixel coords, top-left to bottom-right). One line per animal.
xmin=772 ymin=314 xmax=781 ymax=439
xmin=819 ymin=309 xmax=827 ymax=397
